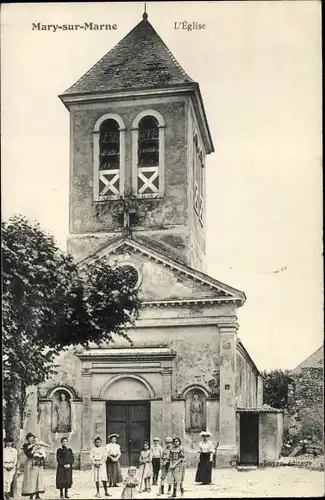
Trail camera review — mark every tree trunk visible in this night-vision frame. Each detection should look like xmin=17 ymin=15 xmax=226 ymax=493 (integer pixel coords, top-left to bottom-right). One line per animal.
xmin=5 ymin=373 xmax=23 ymax=496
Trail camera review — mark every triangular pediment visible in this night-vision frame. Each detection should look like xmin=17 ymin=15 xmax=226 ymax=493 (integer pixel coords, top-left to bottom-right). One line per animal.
xmin=78 ymin=237 xmax=246 ymax=306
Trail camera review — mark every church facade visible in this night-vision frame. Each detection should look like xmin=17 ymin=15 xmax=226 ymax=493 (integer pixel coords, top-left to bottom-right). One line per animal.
xmin=24 ymin=13 xmax=265 ymax=469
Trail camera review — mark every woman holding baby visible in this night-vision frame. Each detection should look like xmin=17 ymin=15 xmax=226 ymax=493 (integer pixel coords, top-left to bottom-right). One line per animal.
xmin=21 ymin=432 xmax=48 ymax=499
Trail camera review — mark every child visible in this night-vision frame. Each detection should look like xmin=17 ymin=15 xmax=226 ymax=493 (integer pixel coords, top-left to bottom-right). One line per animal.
xmin=33 ymin=436 xmax=50 ymax=461
xmin=90 ymin=437 xmax=111 ymax=498
xmin=166 ymin=437 xmax=185 ymax=498
xmin=151 ymin=438 xmax=163 ymax=486
xmin=139 ymin=441 xmax=153 ymax=493
xmin=157 ymin=437 xmax=172 ymax=496
xmin=3 ymin=437 xmax=18 ymax=500
xmin=121 ymin=466 xmax=139 ymax=499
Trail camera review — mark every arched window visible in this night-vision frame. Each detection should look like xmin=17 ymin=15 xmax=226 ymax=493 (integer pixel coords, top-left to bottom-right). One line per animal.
xmin=132 ymin=110 xmax=165 ymax=198
xmin=93 ymin=114 xmax=125 ymax=201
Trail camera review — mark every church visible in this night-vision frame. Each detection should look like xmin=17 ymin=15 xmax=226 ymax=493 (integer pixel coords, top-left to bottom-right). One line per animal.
xmin=23 ymin=13 xmax=283 ymax=470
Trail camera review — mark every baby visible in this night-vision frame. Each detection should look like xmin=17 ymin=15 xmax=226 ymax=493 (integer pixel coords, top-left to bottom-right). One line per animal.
xmin=33 ymin=437 xmax=50 ymax=459
xmin=121 ymin=466 xmax=139 ymax=499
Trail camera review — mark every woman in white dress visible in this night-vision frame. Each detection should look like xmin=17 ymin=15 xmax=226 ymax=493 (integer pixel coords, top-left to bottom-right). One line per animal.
xmin=105 ymin=434 xmax=123 ymax=487
xmin=195 ymin=431 xmax=215 ymax=485
xmin=90 ymin=437 xmax=111 ymax=498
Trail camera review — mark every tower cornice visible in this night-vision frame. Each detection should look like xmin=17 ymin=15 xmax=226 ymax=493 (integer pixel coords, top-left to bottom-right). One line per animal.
xmin=59 ymin=83 xmax=214 ymax=154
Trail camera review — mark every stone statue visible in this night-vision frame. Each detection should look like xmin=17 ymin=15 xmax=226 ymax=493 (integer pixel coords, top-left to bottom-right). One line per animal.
xmin=52 ymin=392 xmax=71 ymax=433
xmin=190 ymin=394 xmax=203 ymax=430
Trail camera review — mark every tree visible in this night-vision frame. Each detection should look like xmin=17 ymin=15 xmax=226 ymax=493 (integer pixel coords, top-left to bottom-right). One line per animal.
xmin=2 ymin=215 xmax=140 ymax=491
xmin=261 ymin=369 xmax=292 ymax=409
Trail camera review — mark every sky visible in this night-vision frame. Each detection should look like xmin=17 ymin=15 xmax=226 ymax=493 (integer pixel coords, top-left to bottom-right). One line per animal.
xmin=1 ymin=1 xmax=323 ymax=371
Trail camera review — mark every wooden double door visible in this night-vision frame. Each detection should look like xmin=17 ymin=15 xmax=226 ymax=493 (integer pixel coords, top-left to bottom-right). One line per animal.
xmin=106 ymin=401 xmax=150 ymax=467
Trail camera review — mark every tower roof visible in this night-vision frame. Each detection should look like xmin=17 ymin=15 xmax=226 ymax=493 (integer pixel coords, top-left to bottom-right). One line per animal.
xmin=62 ymin=15 xmax=194 ymax=96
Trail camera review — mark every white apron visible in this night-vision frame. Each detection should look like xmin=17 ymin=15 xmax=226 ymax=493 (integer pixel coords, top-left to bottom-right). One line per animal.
xmin=90 ymin=446 xmax=108 ymax=482
xmin=3 ymin=447 xmax=18 ymax=492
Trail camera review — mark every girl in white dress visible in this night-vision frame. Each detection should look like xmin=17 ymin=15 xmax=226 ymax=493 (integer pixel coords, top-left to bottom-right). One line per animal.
xmin=138 ymin=441 xmax=153 ymax=493
xmin=3 ymin=437 xmax=18 ymax=500
xmin=90 ymin=437 xmax=111 ymax=498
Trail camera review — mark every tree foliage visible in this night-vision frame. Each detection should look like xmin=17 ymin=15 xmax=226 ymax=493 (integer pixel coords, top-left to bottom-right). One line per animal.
xmin=2 ymin=214 xmax=141 ymax=458
xmin=2 ymin=215 xmax=140 ymax=388
xmin=261 ymin=369 xmax=292 ymax=409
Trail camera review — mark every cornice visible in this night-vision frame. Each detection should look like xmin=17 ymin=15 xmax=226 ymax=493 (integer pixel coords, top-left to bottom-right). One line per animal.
xmin=76 ymin=347 xmax=176 ymax=362
xmin=60 ymin=83 xmax=193 ymax=105
xmin=141 ymin=298 xmax=240 ymax=307
xmin=59 ymin=83 xmax=214 ymax=154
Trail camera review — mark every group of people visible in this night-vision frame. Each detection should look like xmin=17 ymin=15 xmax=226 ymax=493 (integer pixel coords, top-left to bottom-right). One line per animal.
xmin=91 ymin=431 xmax=215 ymax=499
xmin=3 ymin=430 xmax=216 ymax=499
xmin=3 ymin=432 xmax=50 ymax=499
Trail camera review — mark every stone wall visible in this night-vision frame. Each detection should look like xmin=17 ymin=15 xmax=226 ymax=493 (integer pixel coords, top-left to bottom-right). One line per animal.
xmin=259 ymin=411 xmax=284 ymax=463
xmin=236 ymin=349 xmax=258 ymax=408
xmin=70 ymin=97 xmax=187 ymax=234
xmin=27 ymin=322 xmax=221 ymax=466
xmin=285 ymin=367 xmax=323 ymax=444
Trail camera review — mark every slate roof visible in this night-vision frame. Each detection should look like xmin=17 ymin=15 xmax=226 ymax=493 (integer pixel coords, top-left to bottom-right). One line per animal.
xmin=62 ymin=14 xmax=194 ymax=96
xmin=290 ymin=346 xmax=323 ymax=374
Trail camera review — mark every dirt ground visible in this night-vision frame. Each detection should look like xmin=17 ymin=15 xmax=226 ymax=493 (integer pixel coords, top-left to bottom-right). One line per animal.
xmin=13 ymin=466 xmax=324 ymax=499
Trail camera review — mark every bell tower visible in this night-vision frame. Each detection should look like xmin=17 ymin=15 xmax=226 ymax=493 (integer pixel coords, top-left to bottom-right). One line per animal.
xmin=60 ymin=13 xmax=214 ymax=271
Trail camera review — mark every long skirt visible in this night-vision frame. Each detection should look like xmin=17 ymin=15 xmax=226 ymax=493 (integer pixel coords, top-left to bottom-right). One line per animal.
xmin=121 ymin=485 xmax=137 ymax=499
xmin=138 ymin=462 xmax=153 ymax=481
xmin=106 ymin=459 xmax=123 ymax=485
xmin=195 ymin=453 xmax=212 ymax=484
xmin=56 ymin=465 xmax=73 ymax=489
xmin=166 ymin=462 xmax=185 ymax=486
xmin=21 ymin=459 xmax=45 ymax=496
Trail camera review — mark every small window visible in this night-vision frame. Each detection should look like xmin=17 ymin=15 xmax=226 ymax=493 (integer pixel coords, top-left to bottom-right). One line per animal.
xmin=138 ymin=116 xmax=159 ymax=168
xmin=118 ymin=264 xmax=141 ymax=289
xmin=137 ymin=117 xmax=160 ymax=195
xmin=132 ymin=110 xmax=165 ymax=198
xmin=93 ymin=114 xmax=125 ymax=201
xmin=99 ymin=119 xmax=120 ymax=170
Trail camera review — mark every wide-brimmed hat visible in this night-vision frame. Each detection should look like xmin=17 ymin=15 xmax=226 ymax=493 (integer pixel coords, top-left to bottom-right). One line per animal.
xmin=26 ymin=432 xmax=36 ymax=440
xmin=165 ymin=437 xmax=173 ymax=443
xmin=108 ymin=433 xmax=119 ymax=440
xmin=153 ymin=437 xmax=160 ymax=441
xmin=200 ymin=431 xmax=211 ymax=437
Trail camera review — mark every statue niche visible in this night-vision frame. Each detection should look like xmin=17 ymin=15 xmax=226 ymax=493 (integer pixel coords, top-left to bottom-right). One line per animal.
xmin=185 ymin=389 xmax=206 ymax=433
xmin=51 ymin=390 xmax=72 ymax=433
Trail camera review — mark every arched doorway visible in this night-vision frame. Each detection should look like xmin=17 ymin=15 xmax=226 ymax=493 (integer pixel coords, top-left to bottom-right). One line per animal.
xmin=101 ymin=375 xmax=154 ymax=466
